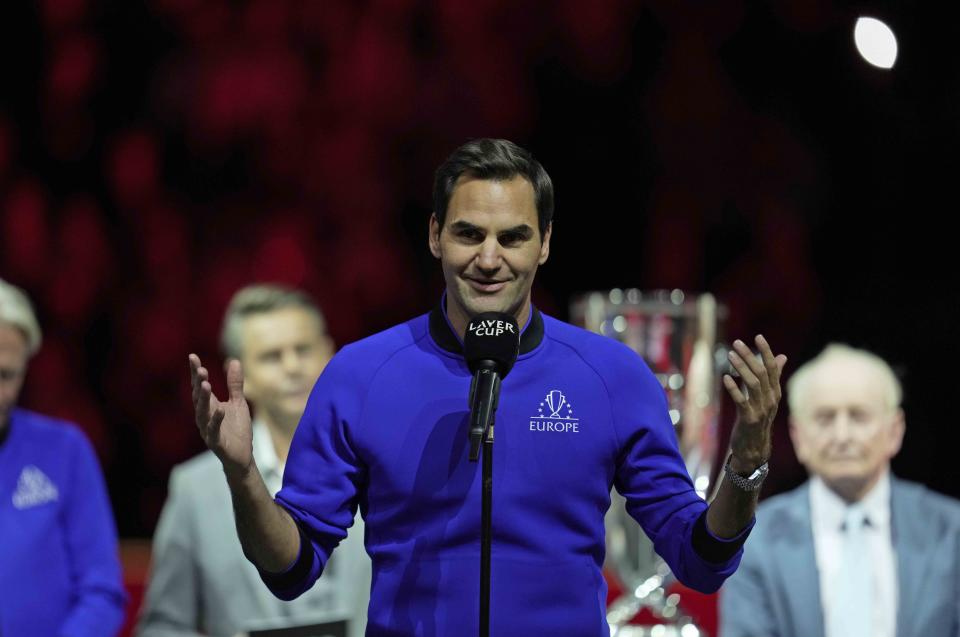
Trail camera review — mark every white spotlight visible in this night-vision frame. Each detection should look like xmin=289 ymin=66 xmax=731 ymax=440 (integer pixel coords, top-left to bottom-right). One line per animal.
xmin=854 ymin=17 xmax=898 ymax=69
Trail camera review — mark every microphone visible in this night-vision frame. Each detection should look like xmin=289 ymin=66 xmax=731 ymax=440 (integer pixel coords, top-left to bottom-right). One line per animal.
xmin=464 ymin=312 xmax=520 ymax=461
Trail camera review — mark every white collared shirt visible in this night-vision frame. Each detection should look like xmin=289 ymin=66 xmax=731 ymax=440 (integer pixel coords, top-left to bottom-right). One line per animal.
xmin=810 ymin=471 xmax=897 ymax=637
xmin=252 ymin=421 xmax=285 ymax=496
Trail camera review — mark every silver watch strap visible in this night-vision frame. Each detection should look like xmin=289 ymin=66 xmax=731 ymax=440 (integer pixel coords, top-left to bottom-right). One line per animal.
xmin=723 ymin=458 xmax=769 ymax=492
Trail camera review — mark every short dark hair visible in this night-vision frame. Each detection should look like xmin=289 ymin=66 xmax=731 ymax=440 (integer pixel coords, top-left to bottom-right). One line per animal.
xmin=432 ymin=138 xmax=554 ymax=238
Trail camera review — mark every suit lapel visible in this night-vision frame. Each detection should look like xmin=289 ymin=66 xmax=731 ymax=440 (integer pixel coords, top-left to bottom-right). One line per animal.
xmin=892 ymin=478 xmax=933 ymax=637
xmin=772 ymin=484 xmax=824 ymax=637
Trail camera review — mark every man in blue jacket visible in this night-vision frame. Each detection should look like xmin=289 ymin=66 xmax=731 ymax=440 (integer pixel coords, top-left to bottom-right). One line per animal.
xmin=189 ymin=139 xmax=786 ymax=635
xmin=0 ymin=278 xmax=127 ymax=636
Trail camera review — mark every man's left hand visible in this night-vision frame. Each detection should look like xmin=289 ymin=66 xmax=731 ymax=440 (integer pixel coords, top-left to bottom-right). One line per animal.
xmin=723 ymin=335 xmax=787 ymax=474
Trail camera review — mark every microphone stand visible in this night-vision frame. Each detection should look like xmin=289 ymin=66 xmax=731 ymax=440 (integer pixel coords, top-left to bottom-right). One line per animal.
xmin=479 ymin=420 xmax=493 ymax=637
xmin=468 ymin=368 xmax=499 ymax=637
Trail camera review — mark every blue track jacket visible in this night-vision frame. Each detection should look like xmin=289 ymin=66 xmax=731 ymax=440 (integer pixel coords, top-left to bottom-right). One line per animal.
xmin=0 ymin=409 xmax=127 ymax=637
xmin=264 ymin=304 xmax=751 ymax=636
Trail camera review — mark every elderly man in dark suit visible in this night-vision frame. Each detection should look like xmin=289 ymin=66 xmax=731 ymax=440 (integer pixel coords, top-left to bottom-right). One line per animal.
xmin=721 ymin=343 xmax=960 ymax=637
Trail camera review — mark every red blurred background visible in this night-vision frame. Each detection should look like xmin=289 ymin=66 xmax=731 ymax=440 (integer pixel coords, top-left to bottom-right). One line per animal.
xmin=1 ymin=0 xmax=957 ymax=629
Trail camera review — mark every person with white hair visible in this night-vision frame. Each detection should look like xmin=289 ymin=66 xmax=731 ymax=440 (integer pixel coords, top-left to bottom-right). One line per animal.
xmin=721 ymin=343 xmax=960 ymax=637
xmin=0 ymin=278 xmax=127 ymax=636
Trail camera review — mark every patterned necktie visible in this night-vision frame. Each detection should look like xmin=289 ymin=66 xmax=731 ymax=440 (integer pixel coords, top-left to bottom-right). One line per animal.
xmin=828 ymin=505 xmax=873 ymax=637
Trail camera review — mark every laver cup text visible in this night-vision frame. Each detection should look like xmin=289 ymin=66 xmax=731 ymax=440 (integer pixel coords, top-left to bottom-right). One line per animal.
xmin=468 ymin=319 xmax=518 ymax=337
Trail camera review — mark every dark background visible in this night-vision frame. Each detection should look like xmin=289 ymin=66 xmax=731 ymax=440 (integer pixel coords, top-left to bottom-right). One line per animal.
xmin=1 ymin=0 xmax=955 ymax=538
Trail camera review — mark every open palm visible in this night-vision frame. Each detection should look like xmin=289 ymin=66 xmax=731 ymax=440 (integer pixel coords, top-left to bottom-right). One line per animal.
xmin=189 ymin=354 xmax=254 ymax=475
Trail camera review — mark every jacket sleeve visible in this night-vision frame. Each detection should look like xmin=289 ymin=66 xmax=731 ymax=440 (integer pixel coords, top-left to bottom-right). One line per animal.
xmin=58 ymin=429 xmax=128 ymax=637
xmin=263 ymin=352 xmax=366 ymax=600
xmin=607 ymin=350 xmax=750 ymax=593
xmin=135 ymin=466 xmax=206 ymax=637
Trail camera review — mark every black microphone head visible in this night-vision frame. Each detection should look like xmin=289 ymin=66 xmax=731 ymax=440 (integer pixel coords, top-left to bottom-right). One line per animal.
xmin=463 ymin=312 xmax=520 ymax=377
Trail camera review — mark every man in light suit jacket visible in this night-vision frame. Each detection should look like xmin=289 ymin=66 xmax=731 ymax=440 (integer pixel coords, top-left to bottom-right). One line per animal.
xmin=137 ymin=285 xmax=371 ymax=637
xmin=721 ymin=343 xmax=960 ymax=637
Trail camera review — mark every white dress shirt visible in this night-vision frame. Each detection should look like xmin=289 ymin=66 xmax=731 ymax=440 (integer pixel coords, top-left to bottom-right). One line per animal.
xmin=252 ymin=420 xmax=285 ymax=497
xmin=810 ymin=471 xmax=897 ymax=637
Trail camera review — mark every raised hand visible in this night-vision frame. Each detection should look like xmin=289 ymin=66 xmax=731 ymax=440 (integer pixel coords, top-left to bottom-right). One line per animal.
xmin=723 ymin=335 xmax=787 ymax=472
xmin=189 ymin=354 xmax=254 ymax=477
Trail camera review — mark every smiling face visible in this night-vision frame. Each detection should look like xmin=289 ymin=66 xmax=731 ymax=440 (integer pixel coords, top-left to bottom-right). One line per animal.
xmin=429 ymin=176 xmax=551 ymax=337
xmin=0 ymin=323 xmax=29 ymax=432
xmin=789 ymin=355 xmax=904 ymax=501
xmin=238 ymin=307 xmax=333 ymax=431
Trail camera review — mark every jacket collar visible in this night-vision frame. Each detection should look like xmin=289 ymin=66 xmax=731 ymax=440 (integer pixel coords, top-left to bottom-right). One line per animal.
xmin=771 ymin=482 xmax=825 ymax=637
xmin=0 ymin=408 xmax=16 ymax=447
xmin=428 ymin=296 xmax=544 ymax=357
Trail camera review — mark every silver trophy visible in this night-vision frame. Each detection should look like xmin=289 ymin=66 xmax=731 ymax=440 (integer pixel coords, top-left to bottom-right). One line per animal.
xmin=570 ymin=289 xmax=728 ymax=636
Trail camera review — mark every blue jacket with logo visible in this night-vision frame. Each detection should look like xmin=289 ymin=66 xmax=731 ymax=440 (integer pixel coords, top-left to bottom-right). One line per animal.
xmin=267 ymin=304 xmax=750 ymax=635
xmin=0 ymin=409 xmax=127 ymax=637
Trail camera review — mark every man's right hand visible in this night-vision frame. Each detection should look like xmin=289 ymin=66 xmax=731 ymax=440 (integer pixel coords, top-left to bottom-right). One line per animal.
xmin=189 ymin=354 xmax=254 ymax=478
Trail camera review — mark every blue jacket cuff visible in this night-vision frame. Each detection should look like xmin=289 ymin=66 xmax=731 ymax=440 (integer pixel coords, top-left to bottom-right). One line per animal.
xmin=256 ymin=522 xmax=315 ymax=595
xmin=691 ymin=508 xmax=755 ymax=564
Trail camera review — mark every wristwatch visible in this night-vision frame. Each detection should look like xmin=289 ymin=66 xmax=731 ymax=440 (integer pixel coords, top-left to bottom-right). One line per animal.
xmin=723 ymin=457 xmax=769 ymax=492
